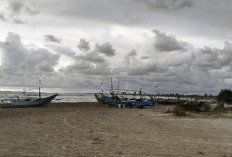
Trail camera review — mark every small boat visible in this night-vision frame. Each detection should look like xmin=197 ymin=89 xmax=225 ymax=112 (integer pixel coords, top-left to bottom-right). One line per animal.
xmin=11 ymin=93 xmax=57 ymax=106
xmin=1 ymin=76 xmax=58 ymax=108
xmin=1 ymin=94 xmax=58 ymax=108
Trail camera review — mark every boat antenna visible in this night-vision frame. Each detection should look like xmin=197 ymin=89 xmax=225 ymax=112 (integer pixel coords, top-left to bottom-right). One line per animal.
xmin=101 ymin=81 xmax=103 ymax=94
xmin=110 ymin=77 xmax=113 ymax=94
xmin=39 ymin=74 xmax=42 ymax=99
xmin=155 ymin=82 xmax=159 ymax=95
xmin=117 ymin=80 xmax=120 ymax=89
xmin=140 ymin=76 xmax=142 ymax=93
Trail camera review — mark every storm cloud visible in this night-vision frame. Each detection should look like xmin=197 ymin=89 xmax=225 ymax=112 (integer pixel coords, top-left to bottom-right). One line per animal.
xmin=8 ymin=0 xmax=39 ymax=15
xmin=136 ymin=0 xmax=193 ymax=11
xmin=45 ymin=35 xmax=61 ymax=43
xmin=152 ymin=29 xmax=187 ymax=52
xmin=95 ymin=42 xmax=116 ymax=57
xmin=77 ymin=39 xmax=90 ymax=52
xmin=0 ymin=0 xmax=232 ymax=94
xmin=77 ymin=52 xmax=105 ymax=63
xmin=0 ymin=32 xmax=60 ymax=86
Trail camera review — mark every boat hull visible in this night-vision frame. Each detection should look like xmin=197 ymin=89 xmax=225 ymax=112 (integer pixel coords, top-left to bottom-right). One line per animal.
xmin=95 ymin=93 xmax=155 ymax=108
xmin=9 ymin=94 xmax=58 ymax=107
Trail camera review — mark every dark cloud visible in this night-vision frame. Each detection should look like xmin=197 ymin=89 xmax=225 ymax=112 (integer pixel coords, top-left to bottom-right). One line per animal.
xmin=0 ymin=0 xmax=40 ymax=24
xmin=141 ymin=56 xmax=149 ymax=60
xmin=136 ymin=0 xmax=193 ymax=11
xmin=44 ymin=35 xmax=61 ymax=43
xmin=152 ymin=29 xmax=187 ymax=52
xmin=9 ymin=0 xmax=24 ymax=15
xmin=116 ymin=29 xmax=232 ymax=93
xmin=125 ymin=49 xmax=137 ymax=66
xmin=77 ymin=39 xmax=90 ymax=51
xmin=8 ymin=0 xmax=39 ymax=16
xmin=77 ymin=52 xmax=105 ymax=63
xmin=128 ymin=63 xmax=168 ymax=76
xmin=12 ymin=18 xmax=25 ymax=24
xmin=47 ymin=45 xmax=75 ymax=57
xmin=95 ymin=42 xmax=116 ymax=57
xmin=14 ymin=0 xmax=232 ymax=45
xmin=25 ymin=6 xmax=40 ymax=15
xmin=61 ymin=61 xmax=112 ymax=76
xmin=194 ymin=42 xmax=232 ymax=70
xmin=128 ymin=49 xmax=137 ymax=57
xmin=0 ymin=13 xmax=7 ymax=22
xmin=0 ymin=32 xmax=60 ymax=79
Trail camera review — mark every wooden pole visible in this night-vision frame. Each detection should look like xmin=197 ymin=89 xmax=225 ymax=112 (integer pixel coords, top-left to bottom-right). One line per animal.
xmin=39 ymin=87 xmax=41 ymax=99
xmin=39 ymin=74 xmax=41 ymax=99
xmin=111 ymin=77 xmax=113 ymax=92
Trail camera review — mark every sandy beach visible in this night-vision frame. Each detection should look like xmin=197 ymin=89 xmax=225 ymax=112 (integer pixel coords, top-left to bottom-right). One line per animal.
xmin=0 ymin=102 xmax=231 ymax=157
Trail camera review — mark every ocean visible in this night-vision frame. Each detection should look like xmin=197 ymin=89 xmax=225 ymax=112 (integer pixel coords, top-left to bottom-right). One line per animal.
xmin=0 ymin=86 xmax=97 ymax=103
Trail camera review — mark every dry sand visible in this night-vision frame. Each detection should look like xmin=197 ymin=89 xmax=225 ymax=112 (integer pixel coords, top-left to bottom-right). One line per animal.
xmin=0 ymin=103 xmax=231 ymax=157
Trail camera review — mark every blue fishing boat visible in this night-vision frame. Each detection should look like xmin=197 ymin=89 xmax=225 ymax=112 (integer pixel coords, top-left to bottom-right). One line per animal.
xmin=131 ymin=99 xmax=155 ymax=108
xmin=95 ymin=93 xmax=155 ymax=108
xmin=95 ymin=78 xmax=156 ymax=108
xmin=1 ymin=76 xmax=58 ymax=108
xmin=10 ymin=93 xmax=58 ymax=107
xmin=95 ymin=93 xmax=131 ymax=106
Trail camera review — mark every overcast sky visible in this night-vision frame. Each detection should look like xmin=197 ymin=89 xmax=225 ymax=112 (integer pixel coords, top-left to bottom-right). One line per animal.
xmin=0 ymin=0 xmax=232 ymax=94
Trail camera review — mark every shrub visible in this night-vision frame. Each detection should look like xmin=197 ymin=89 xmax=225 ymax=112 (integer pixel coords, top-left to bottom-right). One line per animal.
xmin=173 ymin=106 xmax=187 ymax=116
xmin=213 ymin=102 xmax=227 ymax=112
xmin=217 ymin=89 xmax=232 ymax=103
xmin=177 ymin=101 xmax=211 ymax=112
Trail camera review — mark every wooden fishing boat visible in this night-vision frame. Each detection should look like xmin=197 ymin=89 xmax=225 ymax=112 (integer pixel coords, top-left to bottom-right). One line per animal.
xmin=95 ymin=92 xmax=155 ymax=108
xmin=95 ymin=77 xmax=155 ymax=108
xmin=2 ymin=94 xmax=58 ymax=108
xmin=1 ymin=76 xmax=58 ymax=108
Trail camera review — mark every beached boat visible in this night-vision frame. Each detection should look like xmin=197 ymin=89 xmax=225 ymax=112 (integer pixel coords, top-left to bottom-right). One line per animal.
xmin=1 ymin=94 xmax=58 ymax=108
xmin=95 ymin=92 xmax=155 ymax=108
xmin=95 ymin=78 xmax=156 ymax=108
xmin=1 ymin=76 xmax=58 ymax=108
xmin=11 ymin=93 xmax=58 ymax=106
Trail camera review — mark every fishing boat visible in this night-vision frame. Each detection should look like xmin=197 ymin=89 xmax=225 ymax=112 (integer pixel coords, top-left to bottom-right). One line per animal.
xmin=95 ymin=92 xmax=155 ymax=108
xmin=8 ymin=93 xmax=58 ymax=107
xmin=95 ymin=78 xmax=156 ymax=108
xmin=1 ymin=76 xmax=58 ymax=108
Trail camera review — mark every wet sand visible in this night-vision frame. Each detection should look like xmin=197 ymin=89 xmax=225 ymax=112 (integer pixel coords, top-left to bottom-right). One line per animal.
xmin=0 ymin=102 xmax=231 ymax=157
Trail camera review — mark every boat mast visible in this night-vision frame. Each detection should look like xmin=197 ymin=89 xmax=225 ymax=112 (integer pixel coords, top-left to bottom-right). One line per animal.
xmin=101 ymin=81 xmax=103 ymax=94
xmin=39 ymin=75 xmax=41 ymax=99
xmin=110 ymin=77 xmax=113 ymax=94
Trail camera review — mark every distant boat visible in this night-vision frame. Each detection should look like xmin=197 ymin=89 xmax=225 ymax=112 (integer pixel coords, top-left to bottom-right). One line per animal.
xmin=95 ymin=78 xmax=155 ymax=108
xmin=95 ymin=93 xmax=155 ymax=108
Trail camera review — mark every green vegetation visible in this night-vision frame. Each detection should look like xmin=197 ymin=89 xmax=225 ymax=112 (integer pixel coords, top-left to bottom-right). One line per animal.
xmin=170 ymin=89 xmax=232 ymax=116
xmin=173 ymin=100 xmax=211 ymax=116
xmin=173 ymin=106 xmax=187 ymax=116
xmin=177 ymin=101 xmax=211 ymax=112
xmin=217 ymin=89 xmax=232 ymax=103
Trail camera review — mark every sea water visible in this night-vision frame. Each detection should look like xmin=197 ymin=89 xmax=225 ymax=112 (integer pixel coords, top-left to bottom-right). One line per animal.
xmin=0 ymin=86 xmax=97 ymax=103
